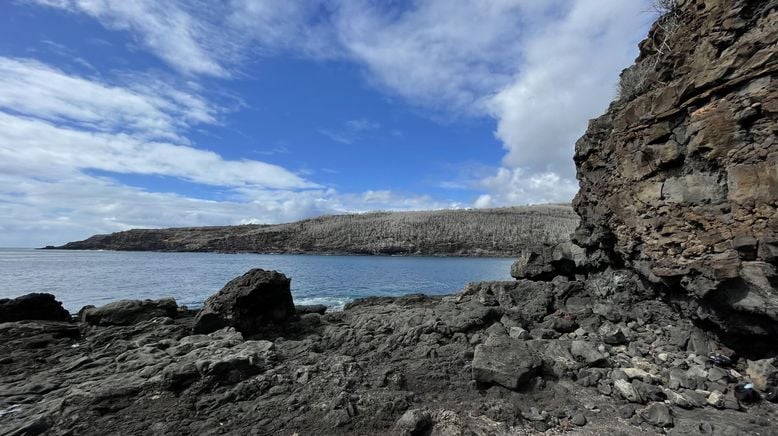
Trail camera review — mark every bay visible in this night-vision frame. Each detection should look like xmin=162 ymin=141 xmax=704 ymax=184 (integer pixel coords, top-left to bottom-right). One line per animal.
xmin=0 ymin=248 xmax=514 ymax=312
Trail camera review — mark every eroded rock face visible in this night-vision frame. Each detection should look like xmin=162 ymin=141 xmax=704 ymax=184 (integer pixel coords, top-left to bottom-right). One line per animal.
xmin=0 ymin=293 xmax=70 ymax=322
xmin=193 ymin=269 xmax=296 ymax=335
xmin=573 ymin=0 xmax=778 ymax=336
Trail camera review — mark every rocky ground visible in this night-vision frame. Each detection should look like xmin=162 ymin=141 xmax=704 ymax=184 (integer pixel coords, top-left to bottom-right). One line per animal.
xmin=2 ymin=265 xmax=778 ymax=436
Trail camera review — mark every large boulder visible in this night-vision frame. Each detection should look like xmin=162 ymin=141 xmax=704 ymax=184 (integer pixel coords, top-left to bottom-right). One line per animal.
xmin=82 ymin=298 xmax=178 ymax=326
xmin=572 ymin=0 xmax=778 ymax=336
xmin=511 ymin=242 xmax=585 ymax=281
xmin=193 ymin=269 xmax=296 ymax=335
xmin=0 ymin=293 xmax=70 ymax=322
xmin=472 ymin=335 xmax=542 ymax=390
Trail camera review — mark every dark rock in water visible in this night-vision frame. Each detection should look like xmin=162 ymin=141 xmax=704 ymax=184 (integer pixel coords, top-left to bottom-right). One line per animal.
xmin=193 ymin=269 xmax=295 ymax=335
xmin=511 ymin=242 xmax=584 ymax=281
xmin=296 ymin=304 xmax=327 ymax=315
xmin=82 ymin=298 xmax=178 ymax=326
xmin=472 ymin=335 xmax=542 ymax=390
xmin=0 ymin=293 xmax=70 ymax=322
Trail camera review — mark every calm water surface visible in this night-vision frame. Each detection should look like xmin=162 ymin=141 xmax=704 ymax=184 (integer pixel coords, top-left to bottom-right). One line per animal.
xmin=0 ymin=249 xmax=513 ymax=312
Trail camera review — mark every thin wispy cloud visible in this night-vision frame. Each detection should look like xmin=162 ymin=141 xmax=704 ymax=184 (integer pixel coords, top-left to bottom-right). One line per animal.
xmin=319 ymin=118 xmax=380 ymax=144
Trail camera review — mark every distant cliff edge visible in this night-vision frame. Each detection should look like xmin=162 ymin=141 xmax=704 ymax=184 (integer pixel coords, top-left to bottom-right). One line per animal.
xmin=48 ymin=205 xmax=579 ymax=256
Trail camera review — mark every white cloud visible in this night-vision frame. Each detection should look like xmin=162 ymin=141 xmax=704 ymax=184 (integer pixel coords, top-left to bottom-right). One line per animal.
xmin=0 ymin=170 xmax=451 ymax=247
xmin=31 ymin=0 xmax=230 ymax=76
xmin=476 ymin=167 xmax=579 ymax=206
xmin=0 ymin=112 xmax=317 ymax=190
xmin=12 ymin=0 xmax=656 ymax=242
xmin=488 ymin=0 xmax=650 ymax=174
xmin=319 ymin=118 xmax=380 ymax=144
xmin=0 ymin=55 xmax=451 ymax=246
xmin=0 ymin=57 xmax=215 ymax=141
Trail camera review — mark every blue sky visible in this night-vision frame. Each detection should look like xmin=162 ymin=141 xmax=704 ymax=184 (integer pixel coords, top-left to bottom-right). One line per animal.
xmin=0 ymin=0 xmax=653 ymax=247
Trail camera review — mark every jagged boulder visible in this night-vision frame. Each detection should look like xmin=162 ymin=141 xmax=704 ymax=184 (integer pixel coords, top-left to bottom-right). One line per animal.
xmin=82 ymin=298 xmax=178 ymax=326
xmin=572 ymin=0 xmax=778 ymax=336
xmin=511 ymin=242 xmax=585 ymax=281
xmin=0 ymin=293 xmax=70 ymax=322
xmin=193 ymin=269 xmax=296 ymax=335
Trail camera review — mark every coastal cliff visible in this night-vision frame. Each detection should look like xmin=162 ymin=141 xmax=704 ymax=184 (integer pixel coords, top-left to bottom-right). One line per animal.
xmin=573 ymin=0 xmax=778 ymax=337
xmin=50 ymin=206 xmax=578 ymax=257
xmin=2 ymin=1 xmax=778 ymax=435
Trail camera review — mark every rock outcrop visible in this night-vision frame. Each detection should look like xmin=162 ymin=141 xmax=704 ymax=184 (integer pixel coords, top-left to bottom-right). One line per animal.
xmin=81 ymin=298 xmax=178 ymax=326
xmin=193 ymin=269 xmax=296 ymax=335
xmin=0 ymin=293 xmax=70 ymax=322
xmin=573 ymin=0 xmax=778 ymax=337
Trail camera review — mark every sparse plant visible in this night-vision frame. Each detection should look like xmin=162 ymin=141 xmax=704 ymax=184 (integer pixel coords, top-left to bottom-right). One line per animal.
xmin=617 ymin=0 xmax=681 ymax=101
xmin=616 ymin=62 xmax=651 ymax=100
xmin=651 ymin=0 xmax=677 ymax=16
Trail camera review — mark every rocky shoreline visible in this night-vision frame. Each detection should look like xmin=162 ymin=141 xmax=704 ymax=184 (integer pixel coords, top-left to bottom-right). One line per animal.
xmin=3 ymin=0 xmax=777 ymax=434
xmin=2 ymin=262 xmax=777 ymax=435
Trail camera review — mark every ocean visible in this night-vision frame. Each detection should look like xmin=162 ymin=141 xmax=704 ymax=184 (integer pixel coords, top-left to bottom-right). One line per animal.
xmin=0 ymin=248 xmax=514 ymax=312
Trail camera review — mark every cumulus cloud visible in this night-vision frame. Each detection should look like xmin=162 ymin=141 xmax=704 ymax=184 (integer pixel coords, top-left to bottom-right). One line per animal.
xmin=488 ymin=0 xmax=650 ymax=175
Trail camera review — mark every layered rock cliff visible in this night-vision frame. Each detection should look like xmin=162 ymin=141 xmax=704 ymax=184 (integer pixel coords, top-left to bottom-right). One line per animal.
xmin=573 ymin=0 xmax=778 ymax=337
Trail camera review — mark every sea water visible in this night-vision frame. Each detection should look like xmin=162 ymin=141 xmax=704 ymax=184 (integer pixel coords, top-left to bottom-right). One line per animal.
xmin=0 ymin=248 xmax=514 ymax=312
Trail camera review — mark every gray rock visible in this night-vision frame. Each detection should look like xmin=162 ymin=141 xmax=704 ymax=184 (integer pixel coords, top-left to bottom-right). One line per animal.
xmin=0 ymin=293 xmax=70 ymax=323
xmin=193 ymin=269 xmax=295 ymax=335
xmin=511 ymin=242 xmax=584 ymax=281
xmin=82 ymin=298 xmax=177 ymax=326
xmin=614 ymin=379 xmax=641 ymax=403
xmin=571 ymin=340 xmax=607 ymax=366
xmin=394 ymin=409 xmax=432 ymax=436
xmin=472 ymin=336 xmax=541 ymax=390
xmin=638 ymin=403 xmax=673 ymax=428
xmin=598 ymin=322 xmax=628 ymax=345
xmin=509 ymin=326 xmax=529 ymax=340
xmin=571 ymin=413 xmax=587 ymax=426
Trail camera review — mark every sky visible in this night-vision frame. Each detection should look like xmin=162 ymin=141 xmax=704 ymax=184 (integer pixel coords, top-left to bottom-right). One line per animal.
xmin=0 ymin=0 xmax=655 ymax=247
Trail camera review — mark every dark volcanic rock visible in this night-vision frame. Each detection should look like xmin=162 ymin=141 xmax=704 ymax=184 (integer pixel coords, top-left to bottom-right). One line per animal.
xmin=0 ymin=293 xmax=70 ymax=322
xmin=193 ymin=269 xmax=295 ymax=335
xmin=572 ymin=0 xmax=778 ymax=337
xmin=296 ymin=304 xmax=328 ymax=315
xmin=472 ymin=335 xmax=542 ymax=390
xmin=511 ymin=242 xmax=585 ymax=281
xmin=82 ymin=298 xmax=178 ymax=326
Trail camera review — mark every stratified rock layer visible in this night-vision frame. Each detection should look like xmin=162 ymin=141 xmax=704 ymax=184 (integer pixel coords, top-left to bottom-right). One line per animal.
xmin=573 ymin=0 xmax=778 ymax=336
